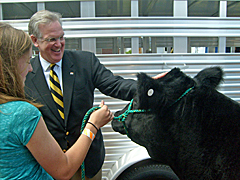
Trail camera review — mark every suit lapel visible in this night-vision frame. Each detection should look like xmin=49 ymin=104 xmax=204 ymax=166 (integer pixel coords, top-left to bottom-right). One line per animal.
xmin=62 ymin=55 xmax=75 ymax=126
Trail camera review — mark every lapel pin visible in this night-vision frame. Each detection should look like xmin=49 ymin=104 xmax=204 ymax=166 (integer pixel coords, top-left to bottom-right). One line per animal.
xmin=70 ymin=72 xmax=74 ymax=75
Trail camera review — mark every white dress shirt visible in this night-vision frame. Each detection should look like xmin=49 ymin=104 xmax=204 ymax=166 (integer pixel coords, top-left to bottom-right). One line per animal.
xmin=39 ymin=54 xmax=63 ymax=93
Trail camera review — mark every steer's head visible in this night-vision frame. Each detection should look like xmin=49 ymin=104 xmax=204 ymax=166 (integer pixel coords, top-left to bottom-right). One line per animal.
xmin=112 ymin=67 xmax=223 ymax=162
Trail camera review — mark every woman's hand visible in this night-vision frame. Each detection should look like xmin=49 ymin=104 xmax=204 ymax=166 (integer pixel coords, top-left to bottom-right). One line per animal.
xmin=89 ymin=100 xmax=114 ymax=129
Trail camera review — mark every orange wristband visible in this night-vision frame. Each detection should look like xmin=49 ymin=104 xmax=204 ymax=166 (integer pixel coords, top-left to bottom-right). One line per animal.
xmin=82 ymin=128 xmax=95 ymax=141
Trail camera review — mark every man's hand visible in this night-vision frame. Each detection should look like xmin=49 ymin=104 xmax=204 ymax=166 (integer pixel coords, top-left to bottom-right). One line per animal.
xmin=152 ymin=72 xmax=168 ymax=79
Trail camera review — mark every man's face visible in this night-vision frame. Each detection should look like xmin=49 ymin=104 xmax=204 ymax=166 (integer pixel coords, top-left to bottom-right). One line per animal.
xmin=31 ymin=20 xmax=65 ymax=64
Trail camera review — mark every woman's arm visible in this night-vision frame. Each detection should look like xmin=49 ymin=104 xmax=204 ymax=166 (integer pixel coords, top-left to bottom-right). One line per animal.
xmin=26 ymin=102 xmax=113 ymax=180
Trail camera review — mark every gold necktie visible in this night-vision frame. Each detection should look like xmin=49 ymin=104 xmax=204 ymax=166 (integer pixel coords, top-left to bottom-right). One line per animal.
xmin=49 ymin=64 xmax=64 ymax=121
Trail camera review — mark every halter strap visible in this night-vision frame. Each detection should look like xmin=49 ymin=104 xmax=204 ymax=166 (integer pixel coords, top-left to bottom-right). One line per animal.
xmin=113 ymin=99 xmax=150 ymax=137
xmin=171 ymin=86 xmax=194 ymax=105
xmin=81 ymin=100 xmax=150 ymax=137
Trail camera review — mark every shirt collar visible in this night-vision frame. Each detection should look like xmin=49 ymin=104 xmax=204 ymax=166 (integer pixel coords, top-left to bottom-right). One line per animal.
xmin=39 ymin=53 xmax=62 ymax=72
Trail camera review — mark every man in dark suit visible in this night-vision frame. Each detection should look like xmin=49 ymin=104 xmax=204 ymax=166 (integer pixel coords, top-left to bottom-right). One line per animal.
xmin=25 ymin=10 xmax=136 ymax=180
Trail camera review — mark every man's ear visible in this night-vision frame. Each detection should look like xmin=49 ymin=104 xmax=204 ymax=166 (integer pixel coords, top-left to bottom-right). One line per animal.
xmin=30 ymin=35 xmax=39 ymax=48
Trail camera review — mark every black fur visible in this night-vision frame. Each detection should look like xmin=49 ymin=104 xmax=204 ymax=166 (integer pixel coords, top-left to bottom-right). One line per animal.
xmin=112 ymin=67 xmax=240 ymax=180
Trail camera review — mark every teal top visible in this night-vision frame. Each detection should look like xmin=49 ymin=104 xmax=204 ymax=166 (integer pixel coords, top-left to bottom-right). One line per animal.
xmin=0 ymin=101 xmax=53 ymax=180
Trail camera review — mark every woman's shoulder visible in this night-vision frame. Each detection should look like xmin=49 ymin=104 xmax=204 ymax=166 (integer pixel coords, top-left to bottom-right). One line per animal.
xmin=1 ymin=101 xmax=39 ymax=114
xmin=3 ymin=100 xmax=35 ymax=107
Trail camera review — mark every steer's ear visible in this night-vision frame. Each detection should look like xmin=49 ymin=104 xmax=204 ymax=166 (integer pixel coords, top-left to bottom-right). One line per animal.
xmin=194 ymin=67 xmax=224 ymax=88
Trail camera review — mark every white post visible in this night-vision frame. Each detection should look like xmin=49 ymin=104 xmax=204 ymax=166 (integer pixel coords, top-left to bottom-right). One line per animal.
xmin=37 ymin=2 xmax=45 ymax=11
xmin=0 ymin=4 xmax=3 ymax=20
xmin=81 ymin=1 xmax=96 ymax=54
xmin=218 ymin=1 xmax=227 ymax=53
xmin=131 ymin=0 xmax=139 ymax=54
xmin=173 ymin=0 xmax=188 ymax=53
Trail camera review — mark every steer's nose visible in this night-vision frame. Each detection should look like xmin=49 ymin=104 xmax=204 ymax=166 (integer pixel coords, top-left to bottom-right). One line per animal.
xmin=111 ymin=119 xmax=127 ymax=135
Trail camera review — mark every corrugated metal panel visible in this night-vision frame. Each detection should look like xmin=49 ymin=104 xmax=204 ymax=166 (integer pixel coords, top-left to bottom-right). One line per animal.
xmin=97 ymin=53 xmax=240 ymax=179
xmin=6 ymin=17 xmax=240 ymax=37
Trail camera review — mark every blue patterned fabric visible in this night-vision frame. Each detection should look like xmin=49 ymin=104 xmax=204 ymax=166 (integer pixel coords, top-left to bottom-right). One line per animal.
xmin=0 ymin=101 xmax=53 ymax=180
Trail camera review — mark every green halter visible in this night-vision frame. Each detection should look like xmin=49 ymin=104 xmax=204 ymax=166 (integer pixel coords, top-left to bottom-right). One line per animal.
xmin=113 ymin=99 xmax=150 ymax=136
xmin=79 ymin=99 xmax=149 ymax=180
xmin=81 ymin=99 xmax=149 ymax=138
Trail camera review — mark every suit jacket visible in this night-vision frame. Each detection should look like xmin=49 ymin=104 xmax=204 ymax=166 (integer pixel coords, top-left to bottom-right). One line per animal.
xmin=24 ymin=50 xmax=137 ymax=178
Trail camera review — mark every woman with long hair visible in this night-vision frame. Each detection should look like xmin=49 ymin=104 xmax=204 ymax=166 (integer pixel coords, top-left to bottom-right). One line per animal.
xmin=0 ymin=22 xmax=113 ymax=180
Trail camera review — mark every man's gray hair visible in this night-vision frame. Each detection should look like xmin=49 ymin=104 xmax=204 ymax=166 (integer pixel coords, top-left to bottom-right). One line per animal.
xmin=28 ymin=10 xmax=62 ymax=38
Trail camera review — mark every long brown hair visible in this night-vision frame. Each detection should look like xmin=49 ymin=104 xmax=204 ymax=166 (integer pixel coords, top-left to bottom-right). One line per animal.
xmin=0 ymin=22 xmax=41 ymax=107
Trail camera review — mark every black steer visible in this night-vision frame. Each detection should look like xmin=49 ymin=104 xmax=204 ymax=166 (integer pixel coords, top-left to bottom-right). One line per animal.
xmin=112 ymin=67 xmax=240 ymax=180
